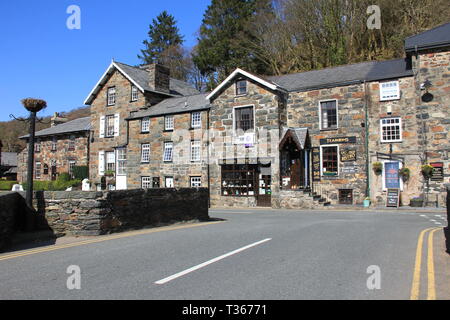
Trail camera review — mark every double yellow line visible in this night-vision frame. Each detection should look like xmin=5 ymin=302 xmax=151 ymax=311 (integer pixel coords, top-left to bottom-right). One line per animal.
xmin=410 ymin=227 xmax=441 ymax=300
xmin=0 ymin=221 xmax=224 ymax=262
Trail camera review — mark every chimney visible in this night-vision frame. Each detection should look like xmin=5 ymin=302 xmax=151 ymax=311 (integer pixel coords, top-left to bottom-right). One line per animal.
xmin=51 ymin=112 xmax=68 ymax=127
xmin=146 ymin=64 xmax=171 ymax=94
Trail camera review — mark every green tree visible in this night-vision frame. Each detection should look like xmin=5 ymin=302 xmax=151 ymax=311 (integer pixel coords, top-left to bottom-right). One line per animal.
xmin=193 ymin=0 xmax=273 ymax=89
xmin=138 ymin=11 xmax=186 ymax=80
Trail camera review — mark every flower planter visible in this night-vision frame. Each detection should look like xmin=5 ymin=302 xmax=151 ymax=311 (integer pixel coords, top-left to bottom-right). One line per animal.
xmin=410 ymin=199 xmax=423 ymax=207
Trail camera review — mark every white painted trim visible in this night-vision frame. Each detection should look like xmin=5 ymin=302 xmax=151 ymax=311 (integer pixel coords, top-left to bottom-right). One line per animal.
xmin=206 ymin=68 xmax=278 ymax=100
xmin=379 ymin=80 xmax=400 ymax=101
xmin=318 ymin=99 xmax=339 ymax=130
xmin=319 ymin=144 xmax=340 ymax=176
xmin=84 ymin=62 xmax=145 ymax=105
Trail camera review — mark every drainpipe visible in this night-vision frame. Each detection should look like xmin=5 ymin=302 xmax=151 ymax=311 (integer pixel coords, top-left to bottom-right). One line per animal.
xmin=364 ymin=80 xmax=371 ymax=199
xmin=207 ymin=109 xmax=211 ymax=209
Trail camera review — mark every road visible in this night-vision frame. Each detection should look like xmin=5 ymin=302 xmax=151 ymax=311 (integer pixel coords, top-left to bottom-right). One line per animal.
xmin=0 ymin=208 xmax=448 ymax=300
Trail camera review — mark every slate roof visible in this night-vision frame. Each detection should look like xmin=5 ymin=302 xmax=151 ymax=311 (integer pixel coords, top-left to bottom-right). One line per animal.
xmin=84 ymin=61 xmax=200 ymax=105
xmin=1 ymin=152 xmax=18 ymax=167
xmin=405 ymin=22 xmax=450 ymax=52
xmin=20 ymin=117 xmax=92 ymax=139
xmin=280 ymin=128 xmax=309 ymax=149
xmin=268 ymin=58 xmax=413 ymax=92
xmin=127 ymin=93 xmax=211 ymax=120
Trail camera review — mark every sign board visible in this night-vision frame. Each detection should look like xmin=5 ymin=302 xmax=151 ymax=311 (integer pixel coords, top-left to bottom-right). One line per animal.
xmin=430 ymin=162 xmax=444 ymax=181
xmin=312 ymin=147 xmax=321 ymax=182
xmin=340 ymin=149 xmax=357 ymax=162
xmin=320 ymin=136 xmax=357 ymax=145
xmin=234 ymin=133 xmax=255 ymax=145
xmin=386 ymin=188 xmax=400 ymax=208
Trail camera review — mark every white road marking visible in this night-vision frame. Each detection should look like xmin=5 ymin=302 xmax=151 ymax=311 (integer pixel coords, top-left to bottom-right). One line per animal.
xmin=420 ymin=215 xmax=427 ymax=218
xmin=154 ymin=238 xmax=272 ymax=285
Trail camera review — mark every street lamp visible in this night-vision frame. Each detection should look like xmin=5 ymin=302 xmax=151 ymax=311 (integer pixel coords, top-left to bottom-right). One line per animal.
xmin=21 ymin=98 xmax=47 ymax=209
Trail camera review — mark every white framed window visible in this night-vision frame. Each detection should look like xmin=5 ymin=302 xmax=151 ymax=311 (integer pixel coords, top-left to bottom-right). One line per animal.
xmin=380 ymin=118 xmax=402 ymax=143
xmin=191 ymin=140 xmax=201 ymax=162
xmin=319 ymin=100 xmax=338 ymax=130
xmin=190 ymin=176 xmax=202 ymax=188
xmin=105 ymin=115 xmax=115 ymax=137
xmin=320 ymin=145 xmax=339 ymax=176
xmin=141 ymin=117 xmax=150 ymax=133
xmin=165 ymin=115 xmax=174 ymax=131
xmin=106 ymin=151 xmax=116 ymax=172
xmin=69 ymin=160 xmax=76 ymax=178
xmin=191 ymin=112 xmax=202 ymax=129
xmin=236 ymin=80 xmax=247 ymax=95
xmin=163 ymin=142 xmax=173 ymax=162
xmin=35 ymin=140 xmax=41 ymax=153
xmin=131 ymin=85 xmax=139 ymax=102
xmin=68 ymin=135 xmax=76 ymax=151
xmin=117 ymin=148 xmax=127 ymax=176
xmin=35 ymin=162 xmax=42 ymax=179
xmin=107 ymin=87 xmax=116 ymax=106
xmin=165 ymin=176 xmax=174 ymax=188
xmin=380 ymin=81 xmax=400 ymax=101
xmin=51 ymin=137 xmax=57 ymax=152
xmin=141 ymin=177 xmax=152 ymax=189
xmin=141 ymin=144 xmax=150 ymax=163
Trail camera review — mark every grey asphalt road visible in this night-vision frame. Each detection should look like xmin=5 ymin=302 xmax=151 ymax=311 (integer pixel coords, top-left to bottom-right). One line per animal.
xmin=0 ymin=208 xmax=448 ymax=300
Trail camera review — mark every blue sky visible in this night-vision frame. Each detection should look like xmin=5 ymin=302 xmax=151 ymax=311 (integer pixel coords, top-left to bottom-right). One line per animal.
xmin=0 ymin=0 xmax=210 ymax=121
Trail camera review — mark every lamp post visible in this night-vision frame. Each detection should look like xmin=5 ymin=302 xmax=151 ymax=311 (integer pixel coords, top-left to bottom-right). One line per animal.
xmin=21 ymin=98 xmax=47 ymax=209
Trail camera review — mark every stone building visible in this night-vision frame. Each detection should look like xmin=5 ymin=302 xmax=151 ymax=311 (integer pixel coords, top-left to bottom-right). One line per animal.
xmin=17 ymin=22 xmax=450 ymax=208
xmin=83 ymin=61 xmax=200 ymax=191
xmin=17 ymin=114 xmax=91 ymax=183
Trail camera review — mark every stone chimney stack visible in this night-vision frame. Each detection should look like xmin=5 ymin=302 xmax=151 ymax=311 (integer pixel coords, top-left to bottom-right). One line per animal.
xmin=51 ymin=112 xmax=68 ymax=127
xmin=145 ymin=64 xmax=171 ymax=94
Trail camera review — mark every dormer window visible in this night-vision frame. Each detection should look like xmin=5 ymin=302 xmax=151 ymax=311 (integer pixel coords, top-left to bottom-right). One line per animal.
xmin=236 ymin=80 xmax=247 ymax=95
xmin=107 ymin=87 xmax=116 ymax=106
xmin=131 ymin=86 xmax=138 ymax=102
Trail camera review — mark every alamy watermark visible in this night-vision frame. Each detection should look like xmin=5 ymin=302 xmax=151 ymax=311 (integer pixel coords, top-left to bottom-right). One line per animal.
xmin=367 ymin=5 xmax=381 ymax=30
xmin=66 ymin=265 xmax=81 ymax=290
xmin=366 ymin=265 xmax=381 ymax=290
xmin=66 ymin=5 xmax=81 ymax=30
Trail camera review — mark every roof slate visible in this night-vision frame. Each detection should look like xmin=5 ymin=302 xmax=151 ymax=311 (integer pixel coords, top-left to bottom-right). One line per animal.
xmin=268 ymin=58 xmax=413 ymax=92
xmin=405 ymin=22 xmax=450 ymax=52
xmin=113 ymin=62 xmax=200 ymax=97
xmin=20 ymin=117 xmax=91 ymax=139
xmin=127 ymin=93 xmax=211 ymax=120
xmin=1 ymin=152 xmax=18 ymax=167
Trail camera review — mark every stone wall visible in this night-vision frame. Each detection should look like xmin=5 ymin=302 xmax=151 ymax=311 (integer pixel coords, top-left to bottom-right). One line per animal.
xmin=0 ymin=192 xmax=27 ymax=250
xmin=288 ymin=84 xmax=368 ymax=205
xmin=127 ymin=111 xmax=209 ymax=189
xmin=34 ymin=188 xmax=209 ymax=236
xmin=209 ymin=78 xmax=283 ymax=207
xmin=89 ymin=68 xmax=165 ymax=186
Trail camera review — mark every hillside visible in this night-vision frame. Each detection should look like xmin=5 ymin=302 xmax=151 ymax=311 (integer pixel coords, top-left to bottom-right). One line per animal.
xmin=0 ymin=106 xmax=91 ymax=153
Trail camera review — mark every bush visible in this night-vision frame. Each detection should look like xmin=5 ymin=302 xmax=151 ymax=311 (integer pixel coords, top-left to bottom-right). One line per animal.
xmin=58 ymin=172 xmax=71 ymax=182
xmin=72 ymin=166 xmax=89 ymax=180
xmin=22 ymin=179 xmax=82 ymax=191
xmin=0 ymin=180 xmax=18 ymax=191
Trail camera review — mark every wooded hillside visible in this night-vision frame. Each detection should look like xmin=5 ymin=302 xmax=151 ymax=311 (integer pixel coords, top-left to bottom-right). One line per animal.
xmin=0 ymin=106 xmax=90 ymax=153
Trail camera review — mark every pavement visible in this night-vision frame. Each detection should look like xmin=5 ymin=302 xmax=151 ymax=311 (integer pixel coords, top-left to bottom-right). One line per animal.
xmin=0 ymin=208 xmax=448 ymax=300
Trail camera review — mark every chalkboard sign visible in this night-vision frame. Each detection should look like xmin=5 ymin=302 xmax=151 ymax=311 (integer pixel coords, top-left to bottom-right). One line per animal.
xmin=386 ymin=188 xmax=400 ymax=208
xmin=430 ymin=162 xmax=444 ymax=181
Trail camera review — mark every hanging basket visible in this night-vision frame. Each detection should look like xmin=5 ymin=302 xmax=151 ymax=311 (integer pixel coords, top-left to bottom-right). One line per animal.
xmin=372 ymin=162 xmax=383 ymax=176
xmin=21 ymin=98 xmax=47 ymax=113
xmin=399 ymin=167 xmax=411 ymax=182
xmin=421 ymin=165 xmax=434 ymax=179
